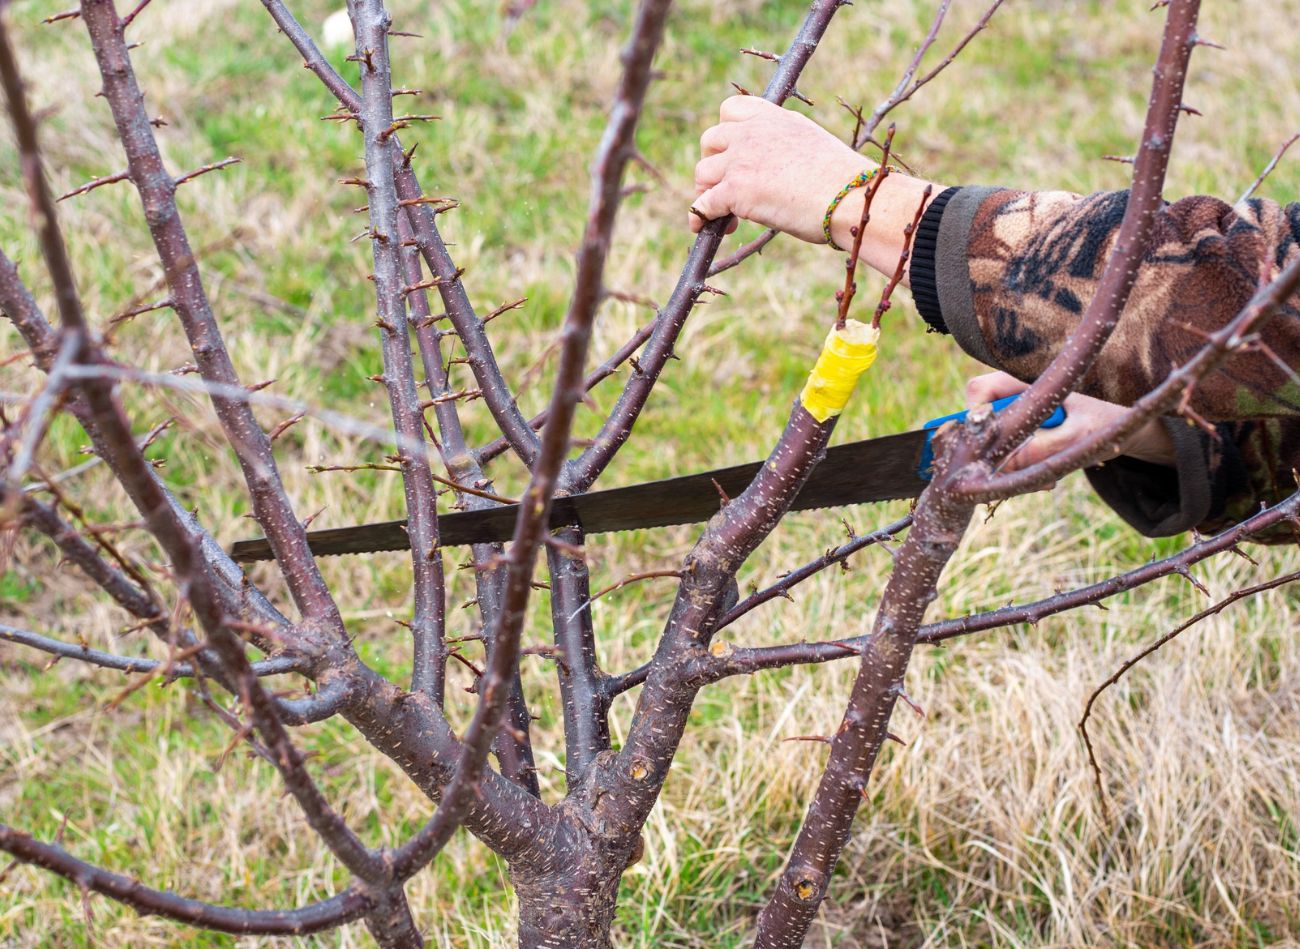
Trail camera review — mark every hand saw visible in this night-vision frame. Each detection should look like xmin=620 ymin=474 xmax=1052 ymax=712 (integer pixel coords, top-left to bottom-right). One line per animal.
xmin=229 ymin=396 xmax=1066 ymax=563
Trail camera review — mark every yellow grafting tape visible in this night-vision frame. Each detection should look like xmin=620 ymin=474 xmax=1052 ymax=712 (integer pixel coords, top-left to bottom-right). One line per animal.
xmin=798 ymin=319 xmax=880 ymax=423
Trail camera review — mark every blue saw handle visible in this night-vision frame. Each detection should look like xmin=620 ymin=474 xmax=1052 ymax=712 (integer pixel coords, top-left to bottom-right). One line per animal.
xmin=917 ymin=394 xmax=1067 ymax=481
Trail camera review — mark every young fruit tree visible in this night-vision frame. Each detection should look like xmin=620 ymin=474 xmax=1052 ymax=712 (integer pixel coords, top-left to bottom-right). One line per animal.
xmin=1 ymin=0 xmax=1298 ymax=944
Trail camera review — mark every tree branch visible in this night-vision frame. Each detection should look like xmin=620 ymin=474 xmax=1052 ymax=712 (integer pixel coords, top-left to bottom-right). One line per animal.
xmin=0 ymin=825 xmax=372 ymax=935
xmin=0 ymin=623 xmax=300 ymax=677
xmin=605 ymin=399 xmax=850 ymax=840
xmin=78 ymin=0 xmax=343 ymax=631
xmin=396 ymin=213 xmax=537 ymax=791
xmin=2 ymin=16 xmax=381 ymax=885
xmin=1240 ymin=130 xmax=1299 ymax=203
xmin=852 ymin=0 xmax=1004 ymax=148
xmin=258 ymin=0 xmax=542 ymax=467
xmin=713 ymin=513 xmax=912 ymax=633
xmin=564 ymin=0 xmax=848 ymax=493
xmin=477 ymin=316 xmax=656 ymax=466
xmin=388 ymin=0 xmax=674 ymax=878
xmin=971 ymin=0 xmax=1200 ymax=467
xmin=345 ymin=0 xmax=446 ymax=701
xmin=1079 ymin=568 xmax=1300 ymax=810
xmin=957 ymin=249 xmax=1300 ymax=501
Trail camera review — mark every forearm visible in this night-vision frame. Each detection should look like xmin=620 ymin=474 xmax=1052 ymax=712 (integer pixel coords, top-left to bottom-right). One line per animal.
xmin=915 ymin=185 xmax=1300 ymax=419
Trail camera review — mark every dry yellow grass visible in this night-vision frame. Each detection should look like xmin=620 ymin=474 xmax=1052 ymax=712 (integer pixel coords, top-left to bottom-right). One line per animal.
xmin=2 ymin=0 xmax=1299 ymax=945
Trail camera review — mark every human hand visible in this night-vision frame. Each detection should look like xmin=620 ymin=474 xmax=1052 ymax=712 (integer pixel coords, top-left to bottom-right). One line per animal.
xmin=690 ymin=96 xmax=867 ymax=243
xmin=964 ymin=371 xmax=1177 ymax=473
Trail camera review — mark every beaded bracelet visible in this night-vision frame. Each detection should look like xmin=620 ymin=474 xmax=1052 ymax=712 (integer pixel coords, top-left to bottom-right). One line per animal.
xmin=822 ymin=167 xmax=888 ymax=251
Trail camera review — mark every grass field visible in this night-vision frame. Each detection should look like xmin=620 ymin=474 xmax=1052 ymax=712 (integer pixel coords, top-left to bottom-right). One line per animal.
xmin=3 ymin=0 xmax=1300 ymax=945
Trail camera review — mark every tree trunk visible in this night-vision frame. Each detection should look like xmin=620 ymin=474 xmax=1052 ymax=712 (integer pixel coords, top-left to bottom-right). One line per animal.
xmin=510 ymin=794 xmax=640 ymax=949
xmin=512 ymin=862 xmax=623 ymax=949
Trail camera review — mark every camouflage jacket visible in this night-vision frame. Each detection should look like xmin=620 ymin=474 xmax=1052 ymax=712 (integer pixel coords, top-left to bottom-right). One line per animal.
xmin=910 ymin=185 xmax=1300 ymax=542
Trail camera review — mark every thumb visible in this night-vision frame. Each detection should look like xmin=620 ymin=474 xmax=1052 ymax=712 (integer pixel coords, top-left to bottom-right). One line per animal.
xmin=964 ymin=371 xmax=1028 ymax=409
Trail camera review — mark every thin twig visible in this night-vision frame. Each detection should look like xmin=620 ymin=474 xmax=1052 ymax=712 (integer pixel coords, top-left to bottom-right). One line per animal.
xmin=1078 ymin=568 xmax=1300 ymax=815
xmin=1239 ymin=131 xmax=1300 ymax=202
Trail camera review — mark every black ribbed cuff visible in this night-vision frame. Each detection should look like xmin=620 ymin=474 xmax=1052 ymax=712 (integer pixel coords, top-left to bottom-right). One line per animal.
xmin=910 ymin=185 xmax=960 ymax=335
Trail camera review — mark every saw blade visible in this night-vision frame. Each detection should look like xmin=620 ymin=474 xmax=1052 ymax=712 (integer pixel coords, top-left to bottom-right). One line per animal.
xmin=229 ymin=429 xmax=927 ymax=563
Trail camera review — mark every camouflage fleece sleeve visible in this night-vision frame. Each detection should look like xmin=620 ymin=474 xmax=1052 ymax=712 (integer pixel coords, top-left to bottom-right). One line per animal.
xmin=910 ymin=185 xmax=1300 ymax=542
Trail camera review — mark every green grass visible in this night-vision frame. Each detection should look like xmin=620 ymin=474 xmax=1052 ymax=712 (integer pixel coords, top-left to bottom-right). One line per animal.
xmin=3 ymin=0 xmax=1300 ymax=945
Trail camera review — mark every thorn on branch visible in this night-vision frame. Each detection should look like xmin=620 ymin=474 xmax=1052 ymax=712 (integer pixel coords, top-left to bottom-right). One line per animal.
xmin=482 ymin=297 xmax=527 ymax=323
xmin=109 ymin=297 xmax=172 ymax=326
xmin=1176 ymin=401 xmax=1220 ymax=439
xmin=521 ymin=644 xmax=569 ymax=673
xmin=307 ymin=461 xmax=403 ymax=476
xmin=1175 ymin=565 xmax=1210 ymax=598
xmin=448 ymin=649 xmax=484 ymax=680
xmin=604 ymin=288 xmax=659 ymax=310
xmin=321 ymin=108 xmax=361 ymax=124
xmin=173 ymin=157 xmax=242 ymax=188
xmin=267 ymin=412 xmax=305 ymax=442
xmin=120 ymin=0 xmax=155 ymax=29
xmin=43 ymin=10 xmax=80 ymax=25
xmin=57 ymin=171 xmax=129 ymax=202
xmin=729 ymin=81 xmax=752 ymax=96
xmin=397 ymin=195 xmax=458 ymax=212
xmin=1102 ymin=154 xmax=1136 ymax=165
xmin=346 ymin=48 xmax=376 ymax=72
xmin=711 ymin=477 xmax=730 ymax=507
xmin=897 ymin=689 xmax=925 ymax=718
xmin=788 ymin=87 xmax=814 ymax=107
xmin=402 ymin=267 xmax=465 ymax=296
xmin=431 ymin=387 xmax=482 ymax=405
xmin=1228 ymin=543 xmax=1259 ymax=567
xmin=739 ymin=47 xmax=779 ymax=62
